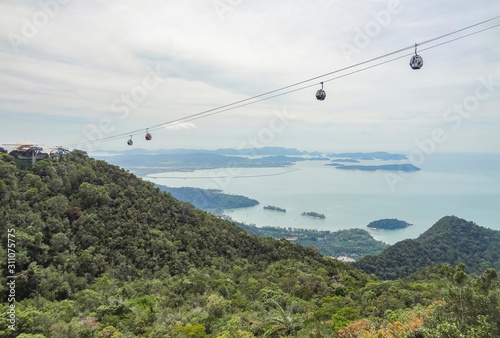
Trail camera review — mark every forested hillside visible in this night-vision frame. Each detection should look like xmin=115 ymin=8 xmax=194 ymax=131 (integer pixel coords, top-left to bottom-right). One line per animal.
xmin=0 ymin=151 xmax=353 ymax=294
xmin=0 ymin=152 xmax=499 ymax=337
xmin=354 ymin=216 xmax=500 ymax=280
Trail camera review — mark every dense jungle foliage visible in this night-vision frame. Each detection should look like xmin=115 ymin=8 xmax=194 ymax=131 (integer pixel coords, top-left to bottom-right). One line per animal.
xmin=0 ymin=152 xmax=499 ymax=337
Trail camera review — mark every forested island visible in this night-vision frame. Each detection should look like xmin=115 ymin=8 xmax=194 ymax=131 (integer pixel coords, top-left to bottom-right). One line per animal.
xmin=302 ymin=211 xmax=326 ymax=219
xmin=329 ymin=158 xmax=360 ymax=163
xmin=156 ymin=185 xmax=259 ymax=212
xmin=263 ymin=205 xmax=286 ymax=212
xmin=330 ymin=164 xmax=421 ymax=172
xmin=367 ymin=218 xmax=412 ymax=230
xmin=325 ymin=163 xmax=347 ymax=167
xmin=329 ymin=151 xmax=407 ymax=160
xmin=306 ymin=157 xmax=331 ymax=161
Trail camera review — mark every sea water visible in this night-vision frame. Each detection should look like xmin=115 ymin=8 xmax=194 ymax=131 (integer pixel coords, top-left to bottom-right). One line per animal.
xmin=145 ymin=152 xmax=500 ymax=244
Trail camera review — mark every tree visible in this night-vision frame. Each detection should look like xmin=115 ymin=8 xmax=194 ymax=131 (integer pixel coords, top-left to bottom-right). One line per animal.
xmin=50 ymin=233 xmax=70 ymax=253
xmin=97 ymin=326 xmax=123 ymax=338
xmin=425 ymin=265 xmax=500 ymax=336
xmin=173 ymin=324 xmax=207 ymax=337
xmin=77 ymin=182 xmax=110 ymax=209
xmin=264 ymin=300 xmax=304 ymax=337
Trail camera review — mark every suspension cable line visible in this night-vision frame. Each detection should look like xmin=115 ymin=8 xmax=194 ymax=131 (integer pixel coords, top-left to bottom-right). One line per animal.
xmin=68 ymin=18 xmax=500 ymax=148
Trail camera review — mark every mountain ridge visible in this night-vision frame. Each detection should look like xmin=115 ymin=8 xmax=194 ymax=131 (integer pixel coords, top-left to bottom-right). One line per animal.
xmin=353 ymin=215 xmax=500 ymax=279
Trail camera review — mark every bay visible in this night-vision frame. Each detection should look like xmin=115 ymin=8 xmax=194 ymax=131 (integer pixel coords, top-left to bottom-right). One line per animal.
xmin=145 ymin=152 xmax=500 ymax=244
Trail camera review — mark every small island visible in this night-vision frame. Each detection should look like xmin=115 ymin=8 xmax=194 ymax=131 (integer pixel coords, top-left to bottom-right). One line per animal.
xmin=302 ymin=212 xmax=326 ymax=219
xmin=263 ymin=205 xmax=286 ymax=212
xmin=330 ymin=159 xmax=360 ymax=163
xmin=330 ymin=164 xmax=421 ymax=172
xmin=367 ymin=218 xmax=412 ymax=230
xmin=307 ymin=157 xmax=331 ymax=161
xmin=329 ymin=152 xmax=407 ymax=160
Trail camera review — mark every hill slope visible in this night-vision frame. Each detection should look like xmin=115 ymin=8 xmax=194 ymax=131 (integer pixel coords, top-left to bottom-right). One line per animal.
xmin=0 ymin=151 xmax=356 ymax=299
xmin=353 ymin=216 xmax=500 ymax=279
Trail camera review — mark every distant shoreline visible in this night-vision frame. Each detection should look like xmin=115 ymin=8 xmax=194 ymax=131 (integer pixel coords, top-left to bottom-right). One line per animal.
xmin=331 ymin=164 xmax=421 ymax=172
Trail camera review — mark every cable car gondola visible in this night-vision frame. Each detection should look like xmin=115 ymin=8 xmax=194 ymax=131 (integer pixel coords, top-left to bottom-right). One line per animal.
xmin=410 ymin=43 xmax=423 ymax=70
xmin=316 ymin=82 xmax=326 ymax=101
xmin=145 ymin=129 xmax=152 ymax=141
xmin=49 ymin=146 xmax=69 ymax=159
xmin=127 ymin=135 xmax=133 ymax=146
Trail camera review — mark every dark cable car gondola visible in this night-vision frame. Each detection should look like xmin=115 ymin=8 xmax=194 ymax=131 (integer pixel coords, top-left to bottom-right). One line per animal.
xmin=50 ymin=147 xmax=69 ymax=159
xmin=316 ymin=82 xmax=326 ymax=101
xmin=127 ymin=135 xmax=133 ymax=146
xmin=145 ymin=129 xmax=152 ymax=141
xmin=410 ymin=43 xmax=423 ymax=70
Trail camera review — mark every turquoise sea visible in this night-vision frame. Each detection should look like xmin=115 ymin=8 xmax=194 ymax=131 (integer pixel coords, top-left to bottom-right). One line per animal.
xmin=145 ymin=152 xmax=500 ymax=244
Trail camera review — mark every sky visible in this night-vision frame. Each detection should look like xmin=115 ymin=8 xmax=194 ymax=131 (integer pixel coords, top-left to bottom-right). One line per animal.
xmin=1 ymin=0 xmax=499 ymax=154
